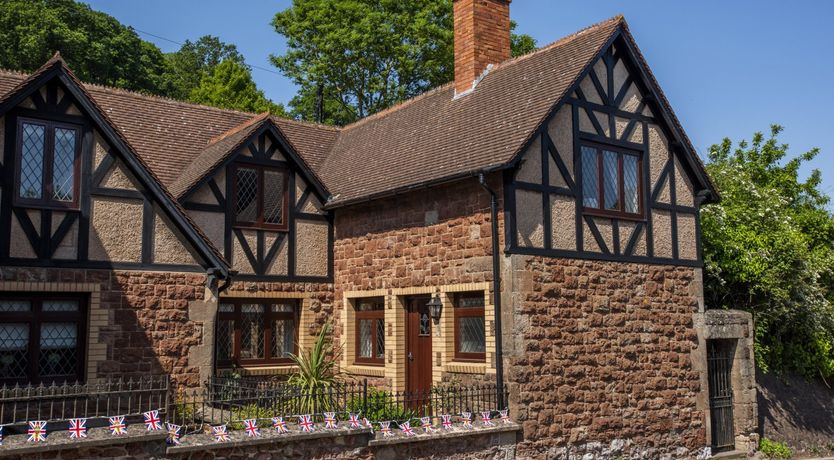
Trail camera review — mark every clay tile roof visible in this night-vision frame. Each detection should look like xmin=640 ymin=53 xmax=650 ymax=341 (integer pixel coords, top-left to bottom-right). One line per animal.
xmin=0 ymin=15 xmax=713 ymax=210
xmin=319 ymin=15 xmax=623 ymax=206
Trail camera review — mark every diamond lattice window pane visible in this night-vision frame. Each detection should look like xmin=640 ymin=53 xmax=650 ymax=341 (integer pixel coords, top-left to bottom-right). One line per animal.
xmin=581 ymin=146 xmax=598 ymax=208
xmin=0 ymin=324 xmax=28 ymax=379
xmin=459 ymin=317 xmax=486 ymax=354
xmin=263 ymin=170 xmax=285 ymax=225
xmin=272 ymin=318 xmax=295 ymax=358
xmin=359 ymin=319 xmax=372 ymax=358
xmin=603 ymin=150 xmax=619 ymax=210
xmin=219 ymin=303 xmax=234 ymax=313
xmin=216 ymin=319 xmax=234 ymax=361
xmin=235 ymin=168 xmax=258 ymax=222
xmin=39 ymin=322 xmax=78 ymax=377
xmin=42 ymin=300 xmax=79 ymax=312
xmin=375 ymin=319 xmax=385 ymax=359
xmin=240 ymin=304 xmax=264 ymax=359
xmin=52 ymin=128 xmax=76 ymax=201
xmin=271 ymin=303 xmax=294 ymax=313
xmin=0 ymin=300 xmax=30 ymax=312
xmin=623 ymin=155 xmax=639 ymax=213
xmin=19 ymin=123 xmax=45 ymax=199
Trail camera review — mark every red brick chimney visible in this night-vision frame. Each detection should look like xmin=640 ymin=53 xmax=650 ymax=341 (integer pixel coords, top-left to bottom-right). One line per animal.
xmin=453 ymin=0 xmax=512 ymax=95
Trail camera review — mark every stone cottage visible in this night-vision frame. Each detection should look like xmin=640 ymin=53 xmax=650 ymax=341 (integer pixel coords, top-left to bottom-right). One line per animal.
xmin=0 ymin=0 xmax=757 ymax=456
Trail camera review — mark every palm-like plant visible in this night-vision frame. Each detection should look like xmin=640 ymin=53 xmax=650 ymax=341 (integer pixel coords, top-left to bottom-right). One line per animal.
xmin=288 ymin=321 xmax=340 ymax=414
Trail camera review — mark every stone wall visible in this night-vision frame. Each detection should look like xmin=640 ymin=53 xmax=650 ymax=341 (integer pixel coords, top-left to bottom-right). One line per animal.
xmin=0 ymin=266 xmax=213 ymax=386
xmin=503 ymin=255 xmax=707 ymax=458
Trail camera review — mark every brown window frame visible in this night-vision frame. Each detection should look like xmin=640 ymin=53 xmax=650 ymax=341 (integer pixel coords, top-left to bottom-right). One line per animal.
xmin=215 ymin=299 xmax=298 ymax=367
xmin=14 ymin=117 xmax=82 ymax=210
xmin=454 ymin=292 xmax=486 ymax=362
xmin=231 ymin=163 xmax=290 ymax=231
xmin=580 ymin=142 xmax=644 ymax=221
xmin=0 ymin=293 xmax=87 ymax=384
xmin=354 ymin=297 xmax=385 ymax=366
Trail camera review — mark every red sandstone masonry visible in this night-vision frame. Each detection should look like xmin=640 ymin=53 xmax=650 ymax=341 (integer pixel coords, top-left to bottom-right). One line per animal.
xmin=509 ymin=256 xmax=705 ymax=457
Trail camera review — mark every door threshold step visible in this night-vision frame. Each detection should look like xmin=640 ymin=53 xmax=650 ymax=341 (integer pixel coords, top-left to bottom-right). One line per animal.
xmin=710 ymin=450 xmax=746 ymax=459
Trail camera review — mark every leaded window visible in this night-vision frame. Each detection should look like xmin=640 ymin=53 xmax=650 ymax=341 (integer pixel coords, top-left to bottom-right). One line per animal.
xmin=580 ymin=143 xmax=642 ymax=218
xmin=0 ymin=295 xmax=86 ymax=384
xmin=355 ymin=297 xmax=385 ymax=365
xmin=15 ymin=118 xmax=81 ymax=208
xmin=232 ymin=164 xmax=288 ymax=230
xmin=454 ymin=292 xmax=486 ymax=362
xmin=215 ymin=299 xmax=298 ymax=366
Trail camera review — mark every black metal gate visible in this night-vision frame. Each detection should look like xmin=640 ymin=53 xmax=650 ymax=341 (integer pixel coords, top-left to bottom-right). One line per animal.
xmin=707 ymin=339 xmax=736 ymax=453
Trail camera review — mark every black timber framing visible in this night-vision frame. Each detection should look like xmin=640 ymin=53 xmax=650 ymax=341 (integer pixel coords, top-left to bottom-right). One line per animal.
xmin=505 ymin=31 xmax=705 ymax=267
xmin=0 ymin=61 xmax=228 ymax=274
xmin=0 ymin=75 xmax=214 ymax=272
xmin=202 ymin=129 xmax=333 ymax=283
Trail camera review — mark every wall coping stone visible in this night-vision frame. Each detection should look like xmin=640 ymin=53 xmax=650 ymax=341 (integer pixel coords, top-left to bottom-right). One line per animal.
xmin=368 ymin=422 xmax=520 ymax=447
xmin=0 ymin=428 xmax=167 ymax=458
xmin=166 ymin=425 xmax=373 ymax=454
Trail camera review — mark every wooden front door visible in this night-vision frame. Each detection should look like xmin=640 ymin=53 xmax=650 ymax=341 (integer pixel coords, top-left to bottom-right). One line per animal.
xmin=406 ymin=297 xmax=432 ymax=396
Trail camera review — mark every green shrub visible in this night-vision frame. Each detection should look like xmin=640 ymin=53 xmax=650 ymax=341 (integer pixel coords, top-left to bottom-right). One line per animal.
xmin=346 ymin=387 xmax=416 ymax=424
xmin=759 ymin=438 xmax=792 ymax=459
xmin=228 ymin=404 xmax=274 ymax=430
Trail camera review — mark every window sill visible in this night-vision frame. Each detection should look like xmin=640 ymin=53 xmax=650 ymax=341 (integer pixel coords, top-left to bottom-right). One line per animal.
xmin=345 ymin=364 xmax=386 ymax=378
xmin=582 ymin=208 xmax=646 ymax=222
xmin=221 ymin=365 xmax=298 ymax=377
xmin=443 ymin=362 xmax=492 ymax=375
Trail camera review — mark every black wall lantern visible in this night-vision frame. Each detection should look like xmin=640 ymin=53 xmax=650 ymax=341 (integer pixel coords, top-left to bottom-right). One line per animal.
xmin=427 ymin=295 xmax=443 ymax=321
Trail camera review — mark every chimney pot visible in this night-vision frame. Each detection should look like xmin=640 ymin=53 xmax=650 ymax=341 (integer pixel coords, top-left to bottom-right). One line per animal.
xmin=453 ymin=0 xmax=512 ymax=96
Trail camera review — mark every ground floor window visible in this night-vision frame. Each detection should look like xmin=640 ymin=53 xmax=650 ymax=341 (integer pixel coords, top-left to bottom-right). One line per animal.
xmin=0 ymin=294 xmax=86 ymax=384
xmin=354 ymin=297 xmax=385 ymax=365
xmin=216 ymin=299 xmax=298 ymax=366
xmin=454 ymin=292 xmax=486 ymax=361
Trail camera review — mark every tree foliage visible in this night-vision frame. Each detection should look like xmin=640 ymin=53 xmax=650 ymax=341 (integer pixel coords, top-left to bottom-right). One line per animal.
xmin=189 ymin=60 xmax=285 ymax=115
xmin=702 ymin=125 xmax=834 ymax=379
xmin=0 ymin=0 xmax=282 ymax=114
xmin=271 ymin=0 xmax=536 ymax=125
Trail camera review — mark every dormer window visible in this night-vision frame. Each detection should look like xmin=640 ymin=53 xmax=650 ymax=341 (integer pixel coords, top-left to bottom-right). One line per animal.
xmin=15 ymin=118 xmax=81 ymax=209
xmin=232 ymin=164 xmax=288 ymax=230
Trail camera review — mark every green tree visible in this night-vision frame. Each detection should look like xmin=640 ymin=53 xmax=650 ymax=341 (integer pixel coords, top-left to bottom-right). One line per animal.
xmin=271 ymin=0 xmax=536 ymax=125
xmin=189 ymin=60 xmax=286 ymax=115
xmin=511 ymin=20 xmax=537 ymax=57
xmin=162 ymin=35 xmax=245 ymax=100
xmin=702 ymin=125 xmax=834 ymax=379
xmin=0 ymin=0 xmax=168 ymax=93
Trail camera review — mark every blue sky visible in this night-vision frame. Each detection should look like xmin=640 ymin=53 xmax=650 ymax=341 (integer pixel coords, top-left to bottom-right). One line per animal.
xmin=84 ymin=0 xmax=834 ymax=197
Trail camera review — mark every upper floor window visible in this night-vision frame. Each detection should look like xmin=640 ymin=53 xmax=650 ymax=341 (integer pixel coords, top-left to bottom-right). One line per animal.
xmin=15 ymin=118 xmax=81 ymax=209
xmin=581 ymin=144 xmax=642 ymax=219
xmin=454 ymin=292 xmax=486 ymax=362
xmin=355 ymin=297 xmax=385 ymax=365
xmin=0 ymin=294 xmax=87 ymax=384
xmin=215 ymin=299 xmax=297 ymax=367
xmin=233 ymin=164 xmax=288 ymax=231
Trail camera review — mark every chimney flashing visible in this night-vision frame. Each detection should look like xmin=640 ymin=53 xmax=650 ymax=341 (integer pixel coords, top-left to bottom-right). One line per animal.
xmin=453 ymin=63 xmax=494 ymax=100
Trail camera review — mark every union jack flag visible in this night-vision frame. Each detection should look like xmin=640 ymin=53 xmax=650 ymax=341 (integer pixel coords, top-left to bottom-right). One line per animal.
xmin=27 ymin=421 xmax=47 ymax=442
xmin=109 ymin=416 xmax=127 ymax=435
xmin=379 ymin=421 xmax=393 ymax=437
xmin=0 ymin=425 xmax=4 ymax=445
xmin=143 ymin=410 xmax=162 ymax=431
xmin=399 ymin=421 xmax=415 ymax=437
xmin=420 ymin=416 xmax=434 ymax=433
xmin=166 ymin=423 xmax=182 ymax=445
xmin=348 ymin=413 xmax=361 ymax=428
xmin=461 ymin=412 xmax=473 ymax=428
xmin=243 ymin=419 xmax=260 ymax=437
xmin=362 ymin=417 xmax=374 ymax=433
xmin=441 ymin=414 xmax=453 ymax=430
xmin=212 ymin=425 xmax=230 ymax=442
xmin=499 ymin=409 xmax=510 ymax=423
xmin=324 ymin=412 xmax=337 ymax=429
xmin=481 ymin=411 xmax=494 ymax=426
xmin=298 ymin=414 xmax=315 ymax=432
xmin=68 ymin=418 xmax=87 ymax=439
xmin=272 ymin=417 xmax=289 ymax=434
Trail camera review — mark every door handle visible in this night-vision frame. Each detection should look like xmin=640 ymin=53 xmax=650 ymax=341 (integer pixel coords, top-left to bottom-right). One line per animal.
xmin=407 ymin=352 xmax=413 ymax=361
